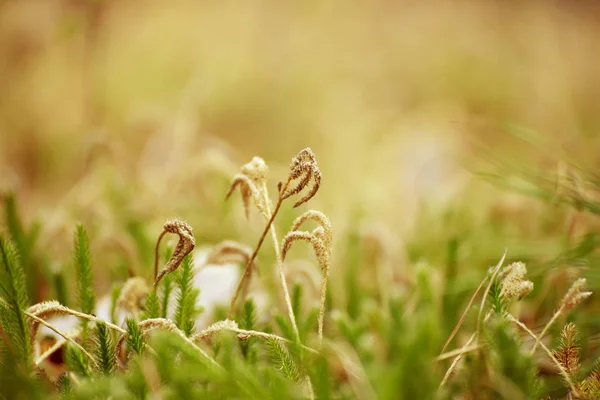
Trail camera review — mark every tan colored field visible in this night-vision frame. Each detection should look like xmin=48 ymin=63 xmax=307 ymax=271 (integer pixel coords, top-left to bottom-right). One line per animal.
xmin=2 ymin=2 xmax=600 ymax=398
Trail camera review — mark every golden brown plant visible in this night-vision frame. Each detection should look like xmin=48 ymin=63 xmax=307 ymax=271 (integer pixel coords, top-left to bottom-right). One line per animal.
xmin=225 ymin=157 xmax=269 ymax=219
xmin=531 ymin=278 xmax=592 ymax=354
xmin=153 ymin=219 xmax=195 ymax=288
xmin=204 ymin=240 xmax=254 ymax=268
xmin=224 ymin=148 xmax=322 ymax=400
xmin=281 ymin=210 xmax=332 ymax=345
xmin=227 ymin=148 xmax=323 ymax=343
xmin=191 ymin=319 xmax=317 ymax=354
xmin=499 ymin=261 xmax=534 ymax=302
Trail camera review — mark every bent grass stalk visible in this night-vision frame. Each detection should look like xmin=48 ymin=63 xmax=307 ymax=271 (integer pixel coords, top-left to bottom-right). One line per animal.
xmin=25 ymin=312 xmax=96 ymax=367
xmin=191 ymin=319 xmax=318 ymax=354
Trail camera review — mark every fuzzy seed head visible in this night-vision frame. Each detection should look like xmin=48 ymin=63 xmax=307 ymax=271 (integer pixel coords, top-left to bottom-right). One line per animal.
xmin=281 ymin=148 xmax=322 ymax=207
xmin=241 ymin=157 xmax=269 ymax=181
xmin=116 ymin=277 xmax=149 ymax=314
xmin=281 ymin=210 xmax=332 ymax=277
xmin=553 ymin=323 xmax=581 ymax=379
xmin=225 ymin=174 xmax=266 ymax=219
xmin=560 ymin=278 xmax=592 ymax=311
xmin=500 ymin=262 xmax=534 ymax=301
xmin=205 ymin=240 xmax=254 ymax=267
xmin=192 ymin=319 xmax=239 ymax=342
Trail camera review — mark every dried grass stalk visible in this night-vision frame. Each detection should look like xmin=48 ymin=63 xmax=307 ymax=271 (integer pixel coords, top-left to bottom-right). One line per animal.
xmin=191 ymin=319 xmax=317 ymax=354
xmin=25 ymin=309 xmax=95 ymax=367
xmin=25 ymin=300 xmax=126 ymax=338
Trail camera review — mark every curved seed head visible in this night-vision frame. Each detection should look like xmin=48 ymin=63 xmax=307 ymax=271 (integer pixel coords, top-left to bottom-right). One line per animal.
xmin=281 ymin=148 xmax=322 ymax=207
xmin=155 ymin=219 xmax=195 ymax=287
xmin=205 ymin=240 xmax=253 ymax=267
xmin=116 ymin=277 xmax=149 ymax=315
xmin=560 ymin=278 xmax=592 ymax=311
xmin=499 ymin=261 xmax=534 ymax=302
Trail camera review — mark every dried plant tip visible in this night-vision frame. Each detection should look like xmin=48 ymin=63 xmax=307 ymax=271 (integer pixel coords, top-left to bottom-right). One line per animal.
xmin=500 ymin=261 xmax=534 ymax=301
xmin=281 ymin=148 xmax=322 ymax=208
xmin=290 ymin=210 xmax=332 ymax=252
xmin=154 ymin=219 xmax=195 ymax=287
xmin=205 ymin=240 xmax=253 ymax=267
xmin=553 ymin=323 xmax=581 ymax=379
xmin=116 ymin=277 xmax=149 ymax=314
xmin=226 ymin=157 xmax=270 ymax=219
xmin=225 ymin=174 xmax=265 ymax=219
xmin=138 ymin=318 xmax=184 ymax=336
xmin=532 ymin=278 xmax=591 ymax=355
xmin=192 ymin=319 xmax=239 ymax=341
xmin=240 ymin=156 xmax=269 ymax=181
xmin=560 ymin=278 xmax=592 ymax=311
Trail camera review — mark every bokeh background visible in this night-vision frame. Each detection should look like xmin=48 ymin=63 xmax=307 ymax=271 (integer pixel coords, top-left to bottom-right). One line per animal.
xmin=1 ymin=0 xmax=600 ymax=304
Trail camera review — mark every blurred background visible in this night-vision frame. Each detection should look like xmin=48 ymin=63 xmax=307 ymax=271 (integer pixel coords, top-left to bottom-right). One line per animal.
xmin=1 ymin=0 xmax=600 ymax=303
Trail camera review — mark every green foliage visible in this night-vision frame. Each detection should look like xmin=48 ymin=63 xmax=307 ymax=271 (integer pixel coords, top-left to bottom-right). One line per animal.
xmin=6 ymin=141 xmax=600 ymax=399
xmin=68 ymin=376 xmax=131 ymax=400
xmin=110 ymin=284 xmax=123 ymax=324
xmin=142 ymin=289 xmax=160 ymax=319
xmin=485 ymin=317 xmax=540 ymax=398
xmin=126 ymin=317 xmax=145 ymax=356
xmin=65 ymin=344 xmax=92 ymax=378
xmin=73 ymin=225 xmax=96 ymax=320
xmin=174 ymin=254 xmax=201 ymax=336
xmin=240 ymin=299 xmax=257 ymax=362
xmin=57 ymin=373 xmax=73 ymax=398
xmin=292 ymin=282 xmax=303 ymax=318
xmin=343 ymin=228 xmax=362 ymax=319
xmin=274 ymin=314 xmax=296 ymax=342
xmin=125 ymin=358 xmax=148 ymax=400
xmin=488 ymin=275 xmax=506 ymax=315
xmin=310 ymin=355 xmax=333 ymax=400
xmin=0 ymin=236 xmax=31 ymax=363
xmin=94 ymin=321 xmax=116 ymax=375
xmin=3 ymin=193 xmax=41 ymax=301
xmin=52 ymin=268 xmax=69 ymax=307
xmin=160 ymin=273 xmax=174 ymax=319
xmin=266 ymin=338 xmax=300 ymax=383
